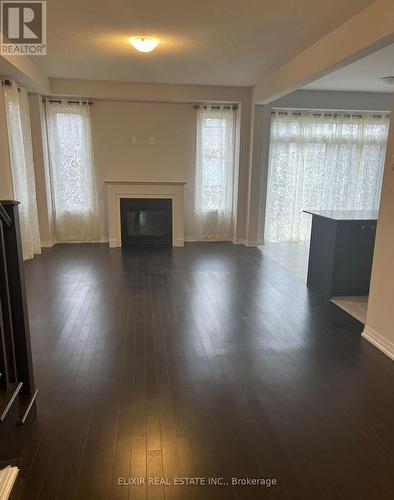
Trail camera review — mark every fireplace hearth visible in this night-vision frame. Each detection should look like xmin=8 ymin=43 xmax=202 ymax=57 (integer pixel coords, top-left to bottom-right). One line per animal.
xmin=120 ymin=198 xmax=172 ymax=246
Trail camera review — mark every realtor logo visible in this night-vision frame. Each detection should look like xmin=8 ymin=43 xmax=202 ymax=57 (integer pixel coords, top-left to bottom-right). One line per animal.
xmin=1 ymin=1 xmax=46 ymax=55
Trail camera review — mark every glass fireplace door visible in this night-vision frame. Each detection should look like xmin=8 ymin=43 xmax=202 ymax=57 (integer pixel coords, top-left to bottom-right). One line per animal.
xmin=120 ymin=198 xmax=172 ymax=246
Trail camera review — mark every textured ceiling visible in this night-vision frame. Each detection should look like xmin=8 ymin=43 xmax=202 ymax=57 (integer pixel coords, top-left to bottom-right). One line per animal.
xmin=32 ymin=0 xmax=375 ymax=86
xmin=304 ymin=43 xmax=394 ymax=93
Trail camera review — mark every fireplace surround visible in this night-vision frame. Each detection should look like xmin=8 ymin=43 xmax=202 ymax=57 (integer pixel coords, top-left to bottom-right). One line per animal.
xmin=105 ymin=181 xmax=187 ymax=247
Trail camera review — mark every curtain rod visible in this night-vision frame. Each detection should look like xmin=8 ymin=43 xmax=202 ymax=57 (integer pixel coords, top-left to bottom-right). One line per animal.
xmin=1 ymin=79 xmax=22 ymax=92
xmin=42 ymin=97 xmax=94 ymax=105
xmin=272 ymin=109 xmax=390 ymax=119
xmin=2 ymin=81 xmax=93 ymax=103
xmin=193 ymin=104 xmax=238 ymax=110
xmin=272 ymin=107 xmax=391 ymax=116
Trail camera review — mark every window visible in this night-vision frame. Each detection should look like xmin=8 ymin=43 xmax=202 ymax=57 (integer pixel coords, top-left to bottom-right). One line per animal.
xmin=193 ymin=106 xmax=236 ymax=240
xmin=265 ymin=110 xmax=390 ymax=242
xmin=46 ymin=101 xmax=98 ymax=241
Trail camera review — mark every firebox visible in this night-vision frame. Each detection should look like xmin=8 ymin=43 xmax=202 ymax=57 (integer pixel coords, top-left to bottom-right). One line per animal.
xmin=120 ymin=198 xmax=172 ymax=246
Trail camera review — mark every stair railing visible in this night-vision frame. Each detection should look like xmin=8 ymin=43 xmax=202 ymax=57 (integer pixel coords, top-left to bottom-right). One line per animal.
xmin=0 ymin=201 xmax=37 ymax=425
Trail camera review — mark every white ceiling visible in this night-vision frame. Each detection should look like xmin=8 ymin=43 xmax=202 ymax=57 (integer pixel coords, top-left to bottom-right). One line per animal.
xmin=304 ymin=43 xmax=394 ymax=93
xmin=30 ymin=0 xmax=374 ymax=86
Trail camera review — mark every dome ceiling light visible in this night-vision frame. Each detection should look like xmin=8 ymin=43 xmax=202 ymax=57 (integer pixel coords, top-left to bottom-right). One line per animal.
xmin=380 ymin=76 xmax=394 ymax=88
xmin=129 ymin=36 xmax=159 ymax=53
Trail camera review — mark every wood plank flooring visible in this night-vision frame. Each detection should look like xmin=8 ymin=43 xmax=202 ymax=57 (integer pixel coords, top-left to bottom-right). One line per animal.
xmin=2 ymin=242 xmax=394 ymax=500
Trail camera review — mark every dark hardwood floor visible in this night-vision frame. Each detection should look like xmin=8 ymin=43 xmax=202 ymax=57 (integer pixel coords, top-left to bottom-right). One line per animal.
xmin=3 ymin=242 xmax=394 ymax=499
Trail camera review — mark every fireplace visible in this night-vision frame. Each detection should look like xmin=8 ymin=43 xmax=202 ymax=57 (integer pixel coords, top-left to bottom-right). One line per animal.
xmin=120 ymin=198 xmax=172 ymax=246
xmin=105 ymin=181 xmax=186 ymax=247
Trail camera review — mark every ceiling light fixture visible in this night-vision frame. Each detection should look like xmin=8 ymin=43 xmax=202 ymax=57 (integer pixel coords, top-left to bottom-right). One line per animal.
xmin=129 ymin=36 xmax=159 ymax=53
xmin=380 ymin=76 xmax=394 ymax=88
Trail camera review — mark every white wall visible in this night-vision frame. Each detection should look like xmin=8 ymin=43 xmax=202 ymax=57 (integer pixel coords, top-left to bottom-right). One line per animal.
xmin=252 ymin=0 xmax=394 ymax=104
xmin=271 ymin=90 xmax=393 ymax=112
xmin=26 ymin=79 xmax=253 ymax=244
xmin=90 ymin=100 xmax=196 ymax=240
xmin=363 ymin=93 xmax=394 ymax=359
xmin=49 ymin=79 xmax=252 ymax=244
xmin=0 ymin=53 xmax=49 ymax=94
xmin=29 ymin=90 xmax=251 ymax=244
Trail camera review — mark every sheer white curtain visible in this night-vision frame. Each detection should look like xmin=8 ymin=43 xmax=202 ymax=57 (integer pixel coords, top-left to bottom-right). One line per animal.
xmin=3 ymin=81 xmax=41 ymax=260
xmin=265 ymin=110 xmax=390 ymax=242
xmin=189 ymin=106 xmax=236 ymax=240
xmin=46 ymin=100 xmax=98 ymax=241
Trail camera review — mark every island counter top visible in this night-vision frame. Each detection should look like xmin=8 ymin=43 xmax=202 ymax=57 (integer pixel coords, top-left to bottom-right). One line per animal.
xmin=303 ymin=209 xmax=379 ymax=222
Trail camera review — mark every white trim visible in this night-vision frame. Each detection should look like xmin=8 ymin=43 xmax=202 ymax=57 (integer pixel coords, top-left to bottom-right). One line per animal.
xmin=56 ymin=239 xmax=107 ymax=244
xmin=104 ymin=180 xmax=188 ymax=185
xmin=232 ymin=238 xmax=246 ymax=245
xmin=185 ymin=238 xmax=234 ymax=243
xmin=105 ymin=182 xmax=186 ymax=248
xmin=362 ymin=325 xmax=394 ymax=361
xmin=41 ymin=238 xmax=109 ymax=247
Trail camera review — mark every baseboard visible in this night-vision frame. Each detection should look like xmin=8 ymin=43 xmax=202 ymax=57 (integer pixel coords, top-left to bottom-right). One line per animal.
xmin=362 ymin=325 xmax=394 ymax=361
xmin=41 ymin=238 xmax=110 ymax=247
xmin=233 ymin=239 xmax=263 ymax=247
xmin=184 ymin=237 xmax=249 ymax=246
xmin=47 ymin=238 xmax=248 ymax=247
xmin=57 ymin=239 xmax=108 ymax=244
xmin=185 ymin=238 xmax=234 ymax=243
xmin=40 ymin=240 xmax=56 ymax=248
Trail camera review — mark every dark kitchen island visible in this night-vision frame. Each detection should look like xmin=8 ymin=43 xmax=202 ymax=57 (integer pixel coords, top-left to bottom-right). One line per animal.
xmin=304 ymin=210 xmax=378 ymax=299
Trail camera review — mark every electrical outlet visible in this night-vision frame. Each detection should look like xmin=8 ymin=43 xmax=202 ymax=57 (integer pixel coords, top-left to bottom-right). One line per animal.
xmin=149 ymin=136 xmax=155 ymax=145
xmin=131 ymin=137 xmax=136 ymax=144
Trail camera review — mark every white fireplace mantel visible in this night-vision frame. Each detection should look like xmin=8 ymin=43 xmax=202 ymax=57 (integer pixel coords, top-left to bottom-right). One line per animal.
xmin=105 ymin=180 xmax=187 ymax=247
